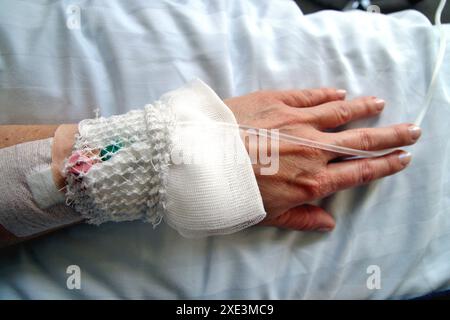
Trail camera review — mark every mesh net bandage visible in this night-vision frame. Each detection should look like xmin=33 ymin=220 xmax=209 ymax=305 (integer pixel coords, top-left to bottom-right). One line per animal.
xmin=64 ymin=79 xmax=266 ymax=237
xmin=65 ymin=101 xmax=173 ymax=226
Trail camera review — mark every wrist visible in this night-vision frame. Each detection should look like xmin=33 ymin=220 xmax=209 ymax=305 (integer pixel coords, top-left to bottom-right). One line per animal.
xmin=51 ymin=124 xmax=78 ymax=190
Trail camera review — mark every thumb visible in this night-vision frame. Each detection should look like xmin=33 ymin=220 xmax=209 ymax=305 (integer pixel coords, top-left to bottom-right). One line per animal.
xmin=261 ymin=204 xmax=336 ymax=232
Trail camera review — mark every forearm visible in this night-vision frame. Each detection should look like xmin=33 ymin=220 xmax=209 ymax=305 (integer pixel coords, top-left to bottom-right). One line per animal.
xmin=0 ymin=125 xmax=59 ymax=149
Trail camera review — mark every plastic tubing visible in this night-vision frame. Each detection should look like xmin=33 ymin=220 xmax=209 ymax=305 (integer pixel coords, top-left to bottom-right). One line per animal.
xmin=415 ymin=0 xmax=447 ymax=126
xmin=237 ymin=124 xmax=389 ymax=158
xmin=177 ymin=121 xmax=390 ymax=157
xmin=178 ymin=1 xmax=448 ymax=159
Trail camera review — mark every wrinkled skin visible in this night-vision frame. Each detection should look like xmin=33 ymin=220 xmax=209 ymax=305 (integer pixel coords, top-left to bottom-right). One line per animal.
xmin=225 ymin=88 xmax=421 ymax=232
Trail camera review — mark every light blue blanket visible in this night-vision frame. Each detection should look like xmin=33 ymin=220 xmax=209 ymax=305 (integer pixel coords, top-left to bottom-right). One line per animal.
xmin=0 ymin=0 xmax=449 ymax=299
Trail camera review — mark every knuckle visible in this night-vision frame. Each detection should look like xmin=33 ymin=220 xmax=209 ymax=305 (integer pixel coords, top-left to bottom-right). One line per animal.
xmin=324 ymin=88 xmax=335 ymax=98
xmin=352 ymin=97 xmax=376 ymax=116
xmin=296 ymin=175 xmax=322 ymax=199
xmin=393 ymin=125 xmax=408 ymax=144
xmin=362 ymin=98 xmax=376 ymax=113
xmin=274 ymin=212 xmax=291 ymax=228
xmin=323 ymin=173 xmax=339 ymax=195
xmin=357 ymin=130 xmax=374 ymax=150
xmin=316 ymin=88 xmax=332 ymax=102
xmin=299 ymin=90 xmax=314 ymax=105
xmin=334 ymin=104 xmax=352 ymax=124
xmin=302 ymin=109 xmax=321 ymax=125
xmin=302 ymin=89 xmax=314 ymax=99
xmin=357 ymin=160 xmax=375 ymax=184
xmin=278 ymin=107 xmax=302 ymax=125
xmin=385 ymin=155 xmax=401 ymax=173
xmin=299 ymin=214 xmax=317 ymax=230
xmin=281 ymin=108 xmax=314 ymax=127
xmin=306 ymin=171 xmax=327 ymax=198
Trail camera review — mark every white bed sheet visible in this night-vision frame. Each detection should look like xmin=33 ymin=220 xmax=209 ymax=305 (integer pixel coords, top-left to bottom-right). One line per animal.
xmin=0 ymin=0 xmax=449 ymax=299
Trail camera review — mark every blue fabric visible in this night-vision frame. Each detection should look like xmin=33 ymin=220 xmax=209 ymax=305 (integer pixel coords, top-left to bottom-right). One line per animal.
xmin=0 ymin=0 xmax=449 ymax=299
xmin=413 ymin=289 xmax=450 ymax=300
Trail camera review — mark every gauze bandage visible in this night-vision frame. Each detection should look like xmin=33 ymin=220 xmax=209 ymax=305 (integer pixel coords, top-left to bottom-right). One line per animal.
xmin=0 ymin=138 xmax=82 ymax=237
xmin=64 ymin=79 xmax=266 ymax=238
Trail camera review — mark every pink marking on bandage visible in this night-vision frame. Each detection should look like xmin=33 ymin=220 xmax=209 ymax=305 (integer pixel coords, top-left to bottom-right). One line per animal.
xmin=67 ymin=151 xmax=94 ymax=175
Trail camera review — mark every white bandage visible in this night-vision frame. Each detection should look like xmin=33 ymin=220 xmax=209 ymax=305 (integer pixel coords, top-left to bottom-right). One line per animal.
xmin=0 ymin=138 xmax=81 ymax=237
xmin=65 ymin=79 xmax=266 ymax=238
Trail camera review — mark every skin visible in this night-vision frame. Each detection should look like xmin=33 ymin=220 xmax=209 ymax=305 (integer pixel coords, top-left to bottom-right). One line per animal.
xmin=224 ymin=88 xmax=420 ymax=231
xmin=0 ymin=88 xmax=421 ymax=247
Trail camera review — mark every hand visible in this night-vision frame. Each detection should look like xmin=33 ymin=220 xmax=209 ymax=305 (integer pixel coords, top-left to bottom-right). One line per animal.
xmin=225 ymin=88 xmax=421 ymax=232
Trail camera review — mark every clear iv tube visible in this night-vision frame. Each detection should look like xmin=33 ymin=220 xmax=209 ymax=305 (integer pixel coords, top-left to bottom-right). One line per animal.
xmin=414 ymin=0 xmax=447 ymax=126
xmin=177 ymin=121 xmax=390 ymax=158
xmin=237 ymin=124 xmax=389 ymax=158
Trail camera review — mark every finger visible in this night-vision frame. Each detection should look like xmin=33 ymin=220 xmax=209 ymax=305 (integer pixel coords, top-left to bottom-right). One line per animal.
xmin=305 ymin=96 xmax=385 ymax=129
xmin=324 ymin=150 xmax=412 ymax=194
xmin=328 ymin=123 xmax=421 ymax=155
xmin=261 ymin=204 xmax=335 ymax=232
xmin=276 ymin=88 xmax=346 ymax=108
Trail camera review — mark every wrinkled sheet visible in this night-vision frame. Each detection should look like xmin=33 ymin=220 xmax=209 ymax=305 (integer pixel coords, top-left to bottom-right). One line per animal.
xmin=0 ymin=0 xmax=449 ymax=299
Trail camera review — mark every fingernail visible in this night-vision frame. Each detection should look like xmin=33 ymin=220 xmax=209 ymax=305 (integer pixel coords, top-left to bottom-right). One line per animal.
xmin=317 ymin=227 xmax=333 ymax=232
xmin=336 ymin=89 xmax=347 ymax=98
xmin=398 ymin=151 xmax=412 ymax=166
xmin=408 ymin=125 xmax=422 ymax=141
xmin=374 ymin=98 xmax=385 ymax=110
